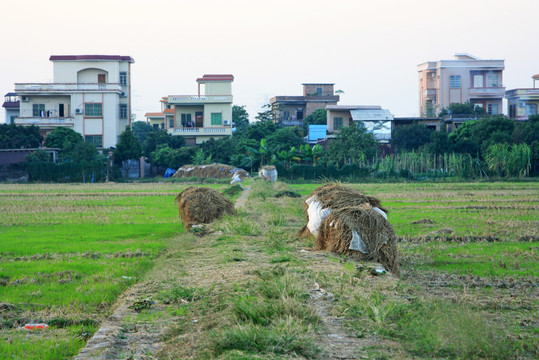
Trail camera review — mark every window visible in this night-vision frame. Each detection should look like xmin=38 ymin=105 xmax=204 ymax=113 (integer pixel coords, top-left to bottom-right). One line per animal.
xmin=333 ymin=117 xmax=343 ymax=130
xmin=297 ymin=108 xmax=304 ymax=120
xmin=119 ymin=72 xmax=127 ymax=86
xmin=449 ymin=75 xmax=461 ymax=88
xmin=33 ymin=104 xmax=45 ymax=117
xmin=487 ymin=104 xmax=499 ymax=115
xmin=85 ymin=103 xmax=102 ymax=117
xmin=10 ymin=116 xmax=15 ymax=124
xmin=168 ymin=118 xmax=174 ymax=128
xmin=473 ymin=75 xmax=484 ymax=88
xmin=119 ymin=104 xmax=128 ymax=119
xmin=486 ymin=75 xmax=499 ymax=87
xmin=181 ymin=113 xmax=192 ymax=127
xmin=509 ymin=104 xmax=516 ymax=118
xmin=526 ymin=104 xmax=537 ymax=116
xmin=85 ymin=135 xmax=103 ymax=148
xmin=211 ymin=113 xmax=222 ymax=125
xmin=153 ymin=124 xmax=159 ymax=130
xmin=316 ymin=87 xmax=322 ymax=95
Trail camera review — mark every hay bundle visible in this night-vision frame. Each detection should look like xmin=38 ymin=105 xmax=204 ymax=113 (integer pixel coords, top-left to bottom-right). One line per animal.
xmin=175 ymin=186 xmax=236 ymax=229
xmin=259 ymin=165 xmax=278 ymax=183
xmin=317 ymin=204 xmax=399 ymax=274
xmin=173 ymin=164 xmax=249 ymax=180
xmin=299 ymin=183 xmax=399 ymax=274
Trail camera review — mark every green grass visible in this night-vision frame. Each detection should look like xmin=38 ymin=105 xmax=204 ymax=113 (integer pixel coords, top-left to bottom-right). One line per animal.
xmin=0 ymin=183 xmax=190 ymax=359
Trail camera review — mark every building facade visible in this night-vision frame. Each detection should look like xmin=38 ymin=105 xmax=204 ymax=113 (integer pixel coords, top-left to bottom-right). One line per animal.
xmin=2 ymin=93 xmax=19 ymax=124
xmin=506 ymin=75 xmax=539 ymax=120
xmin=270 ymin=83 xmax=340 ymax=126
xmin=326 ymin=105 xmax=393 ymax=142
xmin=418 ymin=53 xmax=505 ymax=117
xmin=13 ymin=55 xmax=134 ymax=149
xmin=146 ymin=75 xmax=233 ymax=145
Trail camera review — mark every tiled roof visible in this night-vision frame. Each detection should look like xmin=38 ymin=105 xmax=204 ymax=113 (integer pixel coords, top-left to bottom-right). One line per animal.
xmin=145 ymin=112 xmax=164 ymax=117
xmin=163 ymin=109 xmax=175 ymax=113
xmin=2 ymin=101 xmax=19 ymax=109
xmin=49 ymin=55 xmax=134 ymax=63
xmin=197 ymin=74 xmax=234 ymax=82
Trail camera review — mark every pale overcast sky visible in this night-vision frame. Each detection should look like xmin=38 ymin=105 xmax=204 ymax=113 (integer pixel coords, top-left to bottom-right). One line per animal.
xmin=1 ymin=0 xmax=538 ymax=123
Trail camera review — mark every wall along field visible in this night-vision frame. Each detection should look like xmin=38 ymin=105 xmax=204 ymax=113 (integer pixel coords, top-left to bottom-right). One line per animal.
xmin=0 ymin=181 xmax=537 ymax=359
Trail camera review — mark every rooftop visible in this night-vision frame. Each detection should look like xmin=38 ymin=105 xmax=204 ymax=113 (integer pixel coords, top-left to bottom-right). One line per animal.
xmin=49 ymin=55 xmax=134 ymax=63
xmin=196 ymin=74 xmax=234 ymax=83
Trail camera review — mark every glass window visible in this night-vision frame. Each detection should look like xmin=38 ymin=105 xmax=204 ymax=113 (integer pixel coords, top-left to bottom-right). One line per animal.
xmin=85 ymin=135 xmax=103 ymax=148
xmin=119 ymin=72 xmax=127 ymax=86
xmin=333 ymin=117 xmax=343 ymax=130
xmin=168 ymin=118 xmax=174 ymax=128
xmin=33 ymin=104 xmax=45 ymax=117
xmin=181 ymin=113 xmax=192 ymax=127
xmin=85 ymin=103 xmax=103 ymax=117
xmin=526 ymin=104 xmax=537 ymax=116
xmin=119 ymin=104 xmax=128 ymax=119
xmin=486 ymin=75 xmax=499 ymax=87
xmin=473 ymin=75 xmax=484 ymax=88
xmin=211 ymin=113 xmax=222 ymax=125
xmin=487 ymin=104 xmax=499 ymax=115
xmin=449 ymin=75 xmax=461 ymax=88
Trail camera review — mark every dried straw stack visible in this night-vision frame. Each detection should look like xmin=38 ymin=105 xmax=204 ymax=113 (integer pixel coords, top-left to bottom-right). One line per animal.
xmin=175 ymin=186 xmax=236 ymax=229
xmin=300 ymin=183 xmax=399 ymax=275
xmin=173 ymin=164 xmax=249 ymax=180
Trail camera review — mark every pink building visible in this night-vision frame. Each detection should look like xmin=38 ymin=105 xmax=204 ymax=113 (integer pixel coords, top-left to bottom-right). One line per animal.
xmin=418 ymin=53 xmax=505 ymax=117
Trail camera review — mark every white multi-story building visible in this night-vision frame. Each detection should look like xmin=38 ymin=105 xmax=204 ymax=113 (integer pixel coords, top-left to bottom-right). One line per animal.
xmin=14 ymin=55 xmax=134 ymax=149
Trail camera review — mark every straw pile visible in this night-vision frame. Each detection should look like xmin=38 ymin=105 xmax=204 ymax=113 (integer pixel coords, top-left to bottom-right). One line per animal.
xmin=260 ymin=165 xmax=278 ymax=183
xmin=299 ymin=183 xmax=399 ymax=275
xmin=175 ymin=186 xmax=236 ymax=229
xmin=173 ymin=164 xmax=249 ymax=180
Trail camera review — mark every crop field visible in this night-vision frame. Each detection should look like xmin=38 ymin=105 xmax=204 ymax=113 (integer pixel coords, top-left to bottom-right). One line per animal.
xmin=0 ymin=181 xmax=537 ymax=359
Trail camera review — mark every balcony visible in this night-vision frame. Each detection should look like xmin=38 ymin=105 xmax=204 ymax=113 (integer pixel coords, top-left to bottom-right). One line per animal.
xmin=282 ymin=120 xmax=303 ymax=126
xmin=15 ymin=83 xmax=123 ymax=94
xmin=14 ymin=117 xmax=74 ymax=127
xmin=167 ymin=95 xmax=232 ymax=104
xmin=171 ymin=127 xmax=232 ymax=136
xmin=468 ymin=87 xmax=505 ymax=98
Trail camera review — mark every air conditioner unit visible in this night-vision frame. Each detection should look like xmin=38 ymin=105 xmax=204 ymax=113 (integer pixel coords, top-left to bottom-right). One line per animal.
xmin=223 ymin=120 xmax=230 ymax=126
xmin=75 ymin=108 xmax=83 ymax=115
xmin=21 ymin=96 xmax=29 ymax=102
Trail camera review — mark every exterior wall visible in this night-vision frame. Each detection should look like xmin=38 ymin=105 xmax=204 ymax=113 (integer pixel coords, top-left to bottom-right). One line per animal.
xmin=303 ymin=84 xmax=334 ymax=96
xmin=54 ymin=61 xmax=121 ymax=83
xmin=327 ymin=109 xmax=352 ymax=132
xmin=5 ymin=108 xmax=19 ymax=124
xmin=306 ymin=100 xmax=338 ymax=118
xmin=203 ymin=103 xmax=232 ymax=126
xmin=174 ymin=105 xmax=205 ymax=127
xmin=205 ymin=82 xmax=231 ymax=95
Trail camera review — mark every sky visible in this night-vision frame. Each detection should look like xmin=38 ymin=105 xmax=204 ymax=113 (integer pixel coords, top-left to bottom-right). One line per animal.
xmin=1 ymin=0 xmax=538 ymax=123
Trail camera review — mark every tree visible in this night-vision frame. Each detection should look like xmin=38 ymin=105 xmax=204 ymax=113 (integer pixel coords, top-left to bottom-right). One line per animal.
xmin=44 ymin=127 xmax=86 ymax=161
xmin=302 ymin=108 xmax=327 ymax=134
xmin=255 ymin=104 xmax=277 ymax=122
xmin=391 ymin=124 xmax=432 ymax=152
xmin=114 ymin=126 xmax=142 ymax=164
xmin=266 ymin=127 xmax=304 ymax=151
xmin=143 ymin=130 xmax=185 ymax=163
xmin=232 ymin=105 xmax=250 ymax=132
xmin=244 ymin=120 xmax=277 ymax=142
xmin=438 ymin=101 xmax=486 ymax=117
xmin=325 ymin=122 xmax=377 ymax=166
xmin=131 ymin=121 xmax=155 ymax=143
xmin=0 ymin=124 xmax=43 ymax=149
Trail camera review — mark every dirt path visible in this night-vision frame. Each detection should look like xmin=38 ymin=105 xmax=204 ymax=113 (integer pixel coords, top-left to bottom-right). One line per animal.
xmin=75 ymin=185 xmax=253 ymax=359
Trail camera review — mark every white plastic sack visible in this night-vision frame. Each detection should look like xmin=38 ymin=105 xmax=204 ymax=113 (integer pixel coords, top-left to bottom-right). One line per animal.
xmin=305 ymin=196 xmax=332 ymax=237
xmin=230 ymin=172 xmax=242 ymax=184
xmin=373 ymin=207 xmax=387 ymax=220
xmin=260 ymin=168 xmax=278 ymax=183
xmin=349 ymin=231 xmax=368 ymax=254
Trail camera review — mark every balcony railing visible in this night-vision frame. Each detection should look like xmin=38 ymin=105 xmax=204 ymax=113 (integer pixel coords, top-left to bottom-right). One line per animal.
xmin=15 ymin=83 xmax=123 ymax=93
xmin=171 ymin=127 xmax=231 ymax=135
xmin=14 ymin=117 xmax=74 ymax=126
xmin=468 ymin=87 xmax=505 ymax=96
xmin=167 ymin=95 xmax=232 ymax=104
xmin=282 ymin=120 xmax=303 ymax=126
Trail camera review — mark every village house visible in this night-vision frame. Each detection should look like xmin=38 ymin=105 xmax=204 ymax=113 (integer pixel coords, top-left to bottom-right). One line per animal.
xmin=12 ymin=55 xmax=134 ymax=149
xmin=145 ymin=74 xmax=234 ymax=145
xmin=506 ymin=74 xmax=539 ymax=121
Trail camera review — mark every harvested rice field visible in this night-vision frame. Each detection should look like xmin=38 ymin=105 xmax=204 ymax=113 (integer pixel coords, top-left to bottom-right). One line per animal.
xmin=0 ymin=181 xmax=537 ymax=359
